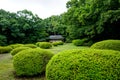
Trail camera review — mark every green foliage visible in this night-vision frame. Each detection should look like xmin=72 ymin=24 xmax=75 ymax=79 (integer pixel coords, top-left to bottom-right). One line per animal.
xmin=0 ymin=35 xmax=7 ymax=46
xmin=84 ymin=40 xmax=94 ymax=46
xmin=52 ymin=42 xmax=58 ymax=46
xmin=46 ymin=49 xmax=120 ymax=80
xmin=96 ymin=9 xmax=120 ymax=40
xmin=72 ymin=38 xmax=93 ymax=46
xmin=52 ymin=41 xmax=64 ymax=46
xmin=0 ymin=9 xmax=48 ymax=44
xmin=23 ymin=44 xmax=37 ymax=48
xmin=36 ymin=42 xmax=52 ymax=49
xmin=13 ymin=48 xmax=54 ymax=76
xmin=10 ymin=47 xmax=31 ymax=56
xmin=0 ymin=46 xmax=12 ymax=54
xmin=63 ymin=0 xmax=120 ymax=41
xmin=9 ymin=44 xmax=24 ymax=49
xmin=91 ymin=40 xmax=120 ymax=51
xmin=43 ymin=15 xmax=67 ymax=36
xmin=72 ymin=39 xmax=84 ymax=46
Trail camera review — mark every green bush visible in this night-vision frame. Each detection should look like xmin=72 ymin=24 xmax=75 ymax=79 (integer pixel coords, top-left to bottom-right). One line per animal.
xmin=46 ymin=49 xmax=120 ymax=80
xmin=13 ymin=48 xmax=54 ymax=76
xmin=52 ymin=41 xmax=64 ymax=46
xmin=0 ymin=46 xmax=12 ymax=54
xmin=10 ymin=47 xmax=31 ymax=56
xmin=36 ymin=42 xmax=52 ymax=49
xmin=72 ymin=39 xmax=84 ymax=46
xmin=91 ymin=40 xmax=120 ymax=51
xmin=9 ymin=44 xmax=24 ymax=49
xmin=83 ymin=40 xmax=94 ymax=46
xmin=52 ymin=42 xmax=58 ymax=46
xmin=24 ymin=44 xmax=37 ymax=48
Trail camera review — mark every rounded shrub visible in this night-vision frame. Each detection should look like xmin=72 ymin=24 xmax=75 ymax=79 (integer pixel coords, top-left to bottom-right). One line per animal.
xmin=52 ymin=41 xmax=64 ymax=46
xmin=24 ymin=44 xmax=37 ymax=48
xmin=36 ymin=42 xmax=52 ymax=49
xmin=10 ymin=47 xmax=31 ymax=56
xmin=13 ymin=48 xmax=54 ymax=76
xmin=46 ymin=49 xmax=120 ymax=80
xmin=72 ymin=39 xmax=84 ymax=46
xmin=91 ymin=40 xmax=120 ymax=51
xmin=52 ymin=42 xmax=58 ymax=46
xmin=9 ymin=44 xmax=24 ymax=49
xmin=0 ymin=46 xmax=12 ymax=54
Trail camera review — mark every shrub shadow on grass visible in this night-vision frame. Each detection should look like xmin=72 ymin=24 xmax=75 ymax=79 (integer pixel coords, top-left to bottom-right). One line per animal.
xmin=13 ymin=71 xmax=46 ymax=80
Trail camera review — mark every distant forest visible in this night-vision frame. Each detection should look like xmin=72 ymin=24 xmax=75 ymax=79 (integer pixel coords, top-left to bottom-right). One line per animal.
xmin=0 ymin=0 xmax=120 ymax=45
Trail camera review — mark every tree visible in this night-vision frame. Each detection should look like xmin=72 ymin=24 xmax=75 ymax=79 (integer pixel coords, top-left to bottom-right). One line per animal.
xmin=43 ymin=15 xmax=67 ymax=41
xmin=63 ymin=0 xmax=120 ymax=42
xmin=0 ymin=9 xmax=48 ymax=45
xmin=16 ymin=10 xmax=47 ymax=43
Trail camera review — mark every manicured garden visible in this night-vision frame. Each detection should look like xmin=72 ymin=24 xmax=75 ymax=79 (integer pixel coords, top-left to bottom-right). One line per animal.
xmin=0 ymin=40 xmax=120 ymax=80
xmin=0 ymin=43 xmax=88 ymax=80
xmin=0 ymin=0 xmax=120 ymax=79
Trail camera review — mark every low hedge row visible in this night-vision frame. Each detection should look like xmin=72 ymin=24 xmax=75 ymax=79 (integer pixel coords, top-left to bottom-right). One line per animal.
xmin=36 ymin=42 xmax=52 ymax=49
xmin=72 ymin=39 xmax=84 ymax=46
xmin=72 ymin=38 xmax=93 ymax=46
xmin=0 ymin=46 xmax=12 ymax=54
xmin=24 ymin=44 xmax=37 ymax=48
xmin=9 ymin=44 xmax=24 ymax=49
xmin=52 ymin=41 xmax=64 ymax=46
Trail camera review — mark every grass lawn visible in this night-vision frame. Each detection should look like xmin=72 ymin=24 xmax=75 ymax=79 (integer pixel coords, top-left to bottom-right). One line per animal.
xmin=50 ymin=43 xmax=89 ymax=54
xmin=0 ymin=43 xmax=89 ymax=80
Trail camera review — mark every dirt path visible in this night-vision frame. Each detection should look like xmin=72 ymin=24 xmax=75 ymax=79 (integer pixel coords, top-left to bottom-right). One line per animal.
xmin=0 ymin=53 xmax=12 ymax=63
xmin=0 ymin=54 xmax=8 ymax=61
xmin=0 ymin=53 xmax=6 ymax=58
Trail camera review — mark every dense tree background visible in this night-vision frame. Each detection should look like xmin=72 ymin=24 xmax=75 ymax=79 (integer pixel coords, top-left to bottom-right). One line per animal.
xmin=63 ymin=0 xmax=120 ymax=42
xmin=0 ymin=9 xmax=47 ymax=45
xmin=43 ymin=15 xmax=68 ymax=41
xmin=0 ymin=0 xmax=120 ymax=45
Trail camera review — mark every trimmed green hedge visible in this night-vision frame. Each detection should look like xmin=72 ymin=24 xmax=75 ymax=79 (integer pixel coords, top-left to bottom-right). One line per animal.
xmin=10 ymin=47 xmax=31 ymax=56
xmin=36 ymin=42 xmax=52 ymax=49
xmin=46 ymin=49 xmax=120 ymax=80
xmin=9 ymin=44 xmax=24 ymax=49
xmin=13 ymin=48 xmax=54 ymax=76
xmin=72 ymin=39 xmax=84 ymax=46
xmin=0 ymin=46 xmax=12 ymax=54
xmin=91 ymin=40 xmax=120 ymax=51
xmin=24 ymin=44 xmax=37 ymax=48
xmin=52 ymin=41 xmax=64 ymax=46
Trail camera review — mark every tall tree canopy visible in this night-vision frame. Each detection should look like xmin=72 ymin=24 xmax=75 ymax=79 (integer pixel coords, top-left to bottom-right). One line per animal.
xmin=63 ymin=0 xmax=120 ymax=42
xmin=1 ymin=0 xmax=120 ymax=45
xmin=0 ymin=9 xmax=47 ymax=45
xmin=43 ymin=15 xmax=67 ymax=40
